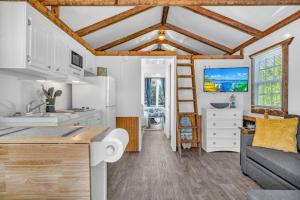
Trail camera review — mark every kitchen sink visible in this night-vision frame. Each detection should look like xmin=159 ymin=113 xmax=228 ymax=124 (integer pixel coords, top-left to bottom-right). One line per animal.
xmin=10 ymin=112 xmax=73 ymax=118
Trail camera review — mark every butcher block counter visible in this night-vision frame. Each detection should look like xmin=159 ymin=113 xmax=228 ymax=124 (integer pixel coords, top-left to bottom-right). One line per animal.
xmin=0 ymin=125 xmax=109 ymax=200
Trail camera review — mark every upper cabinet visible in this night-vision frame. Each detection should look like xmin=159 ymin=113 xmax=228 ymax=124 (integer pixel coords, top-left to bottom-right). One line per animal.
xmin=0 ymin=2 xmax=92 ymax=80
xmin=26 ymin=5 xmax=53 ymax=72
xmin=85 ymin=50 xmax=96 ymax=75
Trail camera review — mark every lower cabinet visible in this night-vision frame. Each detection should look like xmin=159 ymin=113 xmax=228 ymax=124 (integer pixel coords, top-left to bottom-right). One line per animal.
xmin=202 ymin=108 xmax=242 ymax=153
xmin=116 ymin=117 xmax=139 ymax=152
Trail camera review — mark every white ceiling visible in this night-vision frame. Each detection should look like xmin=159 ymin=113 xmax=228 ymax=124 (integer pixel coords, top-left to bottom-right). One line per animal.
xmin=204 ymin=6 xmax=300 ymax=31
xmin=58 ymin=5 xmax=300 ymax=54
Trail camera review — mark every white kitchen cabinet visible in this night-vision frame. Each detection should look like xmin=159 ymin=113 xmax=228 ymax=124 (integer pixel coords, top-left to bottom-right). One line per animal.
xmin=53 ymin=28 xmax=68 ymax=74
xmin=0 ymin=2 xmax=87 ymax=80
xmin=26 ymin=6 xmax=53 ymax=72
xmin=85 ymin=50 xmax=96 ymax=75
xmin=202 ymin=108 xmax=242 ymax=153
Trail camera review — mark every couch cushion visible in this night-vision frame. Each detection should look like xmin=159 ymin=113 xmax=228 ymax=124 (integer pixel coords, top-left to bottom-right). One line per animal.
xmin=285 ymin=115 xmax=300 ymax=152
xmin=252 ymin=118 xmax=298 ymax=153
xmin=247 ymin=146 xmax=300 ymax=188
xmin=247 ymin=190 xmax=300 ymax=200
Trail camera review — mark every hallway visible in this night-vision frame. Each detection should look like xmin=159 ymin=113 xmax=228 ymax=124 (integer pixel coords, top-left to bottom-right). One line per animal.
xmin=108 ymin=131 xmax=259 ymax=200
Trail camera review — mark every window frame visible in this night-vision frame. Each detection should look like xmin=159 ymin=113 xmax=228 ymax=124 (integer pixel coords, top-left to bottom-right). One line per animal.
xmin=250 ymin=37 xmax=294 ymax=116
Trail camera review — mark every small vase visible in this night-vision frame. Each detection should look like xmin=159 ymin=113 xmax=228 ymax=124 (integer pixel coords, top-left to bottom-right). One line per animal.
xmin=46 ymin=99 xmax=55 ymax=113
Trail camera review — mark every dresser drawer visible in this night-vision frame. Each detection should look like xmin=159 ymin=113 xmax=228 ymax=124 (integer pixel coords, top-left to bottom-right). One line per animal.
xmin=207 ymin=129 xmax=240 ymax=138
xmin=207 ymin=138 xmax=240 ymax=148
xmin=207 ymin=119 xmax=242 ymax=128
xmin=207 ymin=110 xmax=242 ymax=119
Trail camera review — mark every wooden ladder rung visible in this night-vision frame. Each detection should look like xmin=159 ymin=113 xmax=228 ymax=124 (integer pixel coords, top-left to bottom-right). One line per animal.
xmin=177 ymin=63 xmax=192 ymax=67
xmin=181 ymin=139 xmax=199 ymax=144
xmin=178 ymin=112 xmax=197 ymax=116
xmin=177 ymin=75 xmax=194 ymax=78
xmin=179 ymin=126 xmax=197 ymax=129
xmin=177 ymin=87 xmax=195 ymax=90
xmin=178 ymin=99 xmax=195 ymax=102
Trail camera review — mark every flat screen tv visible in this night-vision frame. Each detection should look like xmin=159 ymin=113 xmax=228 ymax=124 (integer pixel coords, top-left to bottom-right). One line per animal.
xmin=204 ymin=67 xmax=249 ymax=92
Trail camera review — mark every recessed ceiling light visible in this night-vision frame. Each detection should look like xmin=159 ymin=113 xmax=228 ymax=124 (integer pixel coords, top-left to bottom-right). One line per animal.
xmin=72 ymin=80 xmax=80 ymax=83
xmin=158 ymin=30 xmax=165 ymax=41
xmin=283 ymin=33 xmax=292 ymax=39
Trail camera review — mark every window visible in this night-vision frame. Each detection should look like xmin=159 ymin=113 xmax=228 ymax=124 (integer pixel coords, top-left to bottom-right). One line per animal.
xmin=144 ymin=78 xmax=165 ymax=107
xmin=250 ymin=37 xmax=293 ymax=116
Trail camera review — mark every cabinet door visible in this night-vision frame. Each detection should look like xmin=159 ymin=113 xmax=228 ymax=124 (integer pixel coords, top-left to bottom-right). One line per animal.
xmin=27 ymin=8 xmax=53 ymax=71
xmin=53 ymin=30 xmax=68 ymax=74
xmin=85 ymin=50 xmax=96 ymax=74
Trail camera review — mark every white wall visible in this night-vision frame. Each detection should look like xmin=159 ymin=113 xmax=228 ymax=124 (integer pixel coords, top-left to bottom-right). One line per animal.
xmin=243 ymin=19 xmax=300 ymax=115
xmin=0 ymin=71 xmax=71 ymax=115
xmin=96 ymin=56 xmax=177 ymax=151
xmin=194 ymin=59 xmax=249 ymax=114
xmin=96 ymin=56 xmax=142 ymax=117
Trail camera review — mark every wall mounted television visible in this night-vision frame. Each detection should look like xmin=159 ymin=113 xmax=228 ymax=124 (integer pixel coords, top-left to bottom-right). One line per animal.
xmin=203 ymin=67 xmax=249 ymax=92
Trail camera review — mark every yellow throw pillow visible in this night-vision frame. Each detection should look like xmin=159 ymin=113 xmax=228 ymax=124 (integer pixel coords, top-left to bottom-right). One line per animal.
xmin=252 ymin=118 xmax=298 ymax=153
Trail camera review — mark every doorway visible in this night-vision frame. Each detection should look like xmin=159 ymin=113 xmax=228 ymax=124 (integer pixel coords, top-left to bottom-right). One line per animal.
xmin=140 ymin=58 xmax=176 ymax=151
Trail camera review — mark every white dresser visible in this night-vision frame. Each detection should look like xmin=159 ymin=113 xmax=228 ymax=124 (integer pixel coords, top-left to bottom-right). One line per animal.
xmin=202 ymin=108 xmax=242 ymax=152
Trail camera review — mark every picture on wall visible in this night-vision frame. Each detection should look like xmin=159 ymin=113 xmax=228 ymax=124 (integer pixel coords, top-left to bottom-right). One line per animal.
xmin=204 ymin=67 xmax=249 ymax=92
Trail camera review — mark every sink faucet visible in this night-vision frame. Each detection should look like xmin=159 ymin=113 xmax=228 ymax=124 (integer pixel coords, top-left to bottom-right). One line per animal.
xmin=26 ymin=100 xmax=45 ymax=113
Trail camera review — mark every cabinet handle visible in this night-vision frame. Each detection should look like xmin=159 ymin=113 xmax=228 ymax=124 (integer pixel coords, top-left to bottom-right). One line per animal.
xmin=74 ymin=122 xmax=80 ymax=126
xmin=213 ymin=123 xmax=216 ymax=126
xmin=213 ymin=132 xmax=216 ymax=136
xmin=233 ymin=133 xmax=237 ymax=136
xmin=233 ymin=123 xmax=237 ymax=126
xmin=233 ymin=113 xmax=237 ymax=117
xmin=213 ymin=113 xmax=216 ymax=116
xmin=73 ymin=72 xmax=80 ymax=76
xmin=56 ymin=68 xmax=60 ymax=71
xmin=233 ymin=142 xmax=237 ymax=145
xmin=213 ymin=142 xmax=216 ymax=145
xmin=47 ymin=66 xmax=51 ymax=69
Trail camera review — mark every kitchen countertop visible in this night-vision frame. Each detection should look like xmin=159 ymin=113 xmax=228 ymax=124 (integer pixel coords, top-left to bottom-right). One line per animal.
xmin=0 ymin=110 xmax=101 ymax=126
xmin=0 ymin=125 xmax=109 ymax=144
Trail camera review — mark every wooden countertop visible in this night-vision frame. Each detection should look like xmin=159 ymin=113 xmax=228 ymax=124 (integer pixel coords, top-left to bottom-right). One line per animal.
xmin=0 ymin=125 xmax=109 ymax=144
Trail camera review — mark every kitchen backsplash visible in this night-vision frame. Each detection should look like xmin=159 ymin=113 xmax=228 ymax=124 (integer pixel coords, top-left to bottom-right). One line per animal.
xmin=0 ymin=71 xmax=72 ymax=116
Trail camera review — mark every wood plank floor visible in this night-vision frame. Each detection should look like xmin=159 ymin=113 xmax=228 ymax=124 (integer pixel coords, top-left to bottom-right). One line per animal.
xmin=108 ymin=130 xmax=260 ymax=200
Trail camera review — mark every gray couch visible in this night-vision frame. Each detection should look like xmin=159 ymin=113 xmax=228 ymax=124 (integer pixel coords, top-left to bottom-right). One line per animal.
xmin=241 ymin=115 xmax=300 ymax=190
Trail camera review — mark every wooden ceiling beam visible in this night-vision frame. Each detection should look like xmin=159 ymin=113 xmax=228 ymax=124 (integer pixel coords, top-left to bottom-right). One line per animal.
xmin=161 ymin=6 xmax=169 ymax=25
xmin=164 ymin=23 xmax=233 ymax=53
xmin=131 ymin=39 xmax=159 ymax=51
xmin=27 ymin=0 xmax=95 ymax=54
xmin=76 ymin=6 xmax=153 ymax=37
xmin=184 ymin=6 xmax=262 ymax=36
xmin=50 ymin=6 xmax=59 ymax=18
xmin=192 ymin=54 xmax=244 ymax=59
xmin=40 ymin=0 xmax=300 ymax=6
xmin=94 ymin=50 xmax=177 ymax=56
xmin=231 ymin=10 xmax=300 ymax=54
xmin=95 ymin=23 xmax=163 ymax=51
xmin=131 ymin=39 xmax=201 ymax=54
xmin=161 ymin=39 xmax=201 ymax=55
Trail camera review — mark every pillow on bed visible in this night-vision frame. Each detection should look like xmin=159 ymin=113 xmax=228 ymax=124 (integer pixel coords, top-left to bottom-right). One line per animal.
xmin=252 ymin=118 xmax=298 ymax=153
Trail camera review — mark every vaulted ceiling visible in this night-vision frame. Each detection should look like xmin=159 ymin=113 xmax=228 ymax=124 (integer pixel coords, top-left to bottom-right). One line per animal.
xmin=52 ymin=5 xmax=300 ymax=55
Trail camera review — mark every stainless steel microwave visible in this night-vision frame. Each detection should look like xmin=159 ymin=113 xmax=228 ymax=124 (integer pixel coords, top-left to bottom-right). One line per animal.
xmin=70 ymin=50 xmax=83 ymax=70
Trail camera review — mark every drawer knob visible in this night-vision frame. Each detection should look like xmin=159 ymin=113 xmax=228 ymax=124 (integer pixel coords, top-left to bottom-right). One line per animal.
xmin=233 ymin=142 xmax=237 ymax=145
xmin=233 ymin=123 xmax=237 ymax=126
xmin=213 ymin=123 xmax=216 ymax=126
xmin=233 ymin=133 xmax=237 ymax=136
xmin=213 ymin=113 xmax=216 ymax=116
xmin=213 ymin=132 xmax=216 ymax=136
xmin=213 ymin=142 xmax=216 ymax=145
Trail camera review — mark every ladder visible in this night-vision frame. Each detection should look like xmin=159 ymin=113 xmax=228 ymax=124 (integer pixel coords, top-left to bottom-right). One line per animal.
xmin=176 ymin=56 xmax=201 ymax=156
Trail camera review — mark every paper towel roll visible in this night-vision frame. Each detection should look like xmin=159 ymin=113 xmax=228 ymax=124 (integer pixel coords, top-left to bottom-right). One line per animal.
xmin=90 ymin=128 xmax=129 ymax=166
xmin=102 ymin=128 xmax=129 ymax=163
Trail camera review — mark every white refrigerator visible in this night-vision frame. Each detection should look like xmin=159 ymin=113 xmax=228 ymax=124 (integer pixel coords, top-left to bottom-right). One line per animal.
xmin=72 ymin=76 xmax=116 ymax=131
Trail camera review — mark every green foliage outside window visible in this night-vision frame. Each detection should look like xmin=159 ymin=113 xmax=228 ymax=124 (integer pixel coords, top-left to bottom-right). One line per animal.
xmin=254 ymin=46 xmax=282 ymax=108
